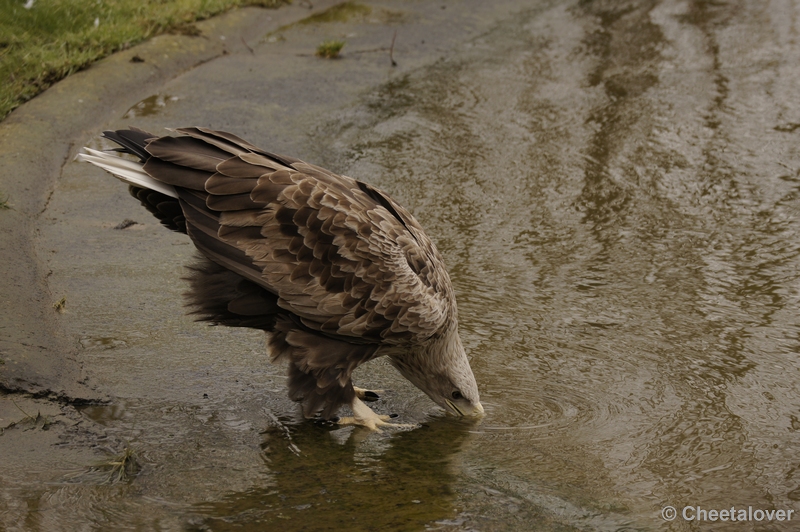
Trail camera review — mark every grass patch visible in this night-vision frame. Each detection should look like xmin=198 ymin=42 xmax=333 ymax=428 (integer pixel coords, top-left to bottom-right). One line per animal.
xmin=0 ymin=191 xmax=10 ymax=209
xmin=0 ymin=0 xmax=287 ymax=121
xmin=298 ymin=1 xmax=371 ymax=25
xmin=52 ymin=295 xmax=66 ymax=312
xmin=316 ymin=39 xmax=345 ymax=59
xmin=100 ymin=445 xmax=140 ymax=483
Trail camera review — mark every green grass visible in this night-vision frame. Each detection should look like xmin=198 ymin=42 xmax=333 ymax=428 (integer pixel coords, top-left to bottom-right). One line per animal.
xmin=316 ymin=39 xmax=345 ymax=59
xmin=0 ymin=0 xmax=287 ymax=121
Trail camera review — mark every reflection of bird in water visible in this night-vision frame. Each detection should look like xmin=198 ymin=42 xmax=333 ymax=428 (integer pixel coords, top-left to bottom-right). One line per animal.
xmin=79 ymin=127 xmax=483 ymax=429
xmin=191 ymin=415 xmax=477 ymax=528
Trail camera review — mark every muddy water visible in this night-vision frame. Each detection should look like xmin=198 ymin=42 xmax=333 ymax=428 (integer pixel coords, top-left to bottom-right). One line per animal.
xmin=8 ymin=0 xmax=800 ymax=530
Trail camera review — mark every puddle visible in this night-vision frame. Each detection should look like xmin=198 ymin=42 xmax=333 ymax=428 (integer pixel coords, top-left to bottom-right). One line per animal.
xmin=123 ymin=94 xmax=179 ymax=119
xmin=79 ymin=336 xmax=127 ymax=350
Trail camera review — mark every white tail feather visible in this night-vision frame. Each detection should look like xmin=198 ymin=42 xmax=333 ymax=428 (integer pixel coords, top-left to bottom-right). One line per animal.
xmin=77 ymin=148 xmax=178 ymax=198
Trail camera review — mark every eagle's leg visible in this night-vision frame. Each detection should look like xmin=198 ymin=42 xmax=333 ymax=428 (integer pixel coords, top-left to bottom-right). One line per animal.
xmin=337 ymin=397 xmax=415 ymax=431
xmin=353 ymin=386 xmax=383 ymax=402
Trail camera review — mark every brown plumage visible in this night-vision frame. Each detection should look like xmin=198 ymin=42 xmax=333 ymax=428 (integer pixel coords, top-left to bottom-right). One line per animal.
xmin=79 ymin=127 xmax=483 ymax=429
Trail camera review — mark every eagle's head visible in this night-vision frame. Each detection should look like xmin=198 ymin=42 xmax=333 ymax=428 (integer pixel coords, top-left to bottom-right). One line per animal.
xmin=390 ymin=325 xmax=484 ymax=417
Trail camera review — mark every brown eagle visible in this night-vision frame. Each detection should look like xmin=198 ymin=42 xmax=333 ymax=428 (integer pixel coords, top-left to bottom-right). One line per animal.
xmin=79 ymin=127 xmax=483 ymax=430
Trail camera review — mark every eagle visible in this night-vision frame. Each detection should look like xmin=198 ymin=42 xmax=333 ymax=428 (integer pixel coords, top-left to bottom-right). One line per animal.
xmin=78 ymin=127 xmax=483 ymax=430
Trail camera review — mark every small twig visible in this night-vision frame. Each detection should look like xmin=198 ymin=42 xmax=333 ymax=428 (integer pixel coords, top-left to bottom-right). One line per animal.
xmin=390 ymin=29 xmax=398 ymax=67
xmin=11 ymin=399 xmax=33 ymax=419
xmin=11 ymin=399 xmax=39 ymax=422
xmin=241 ymin=37 xmax=254 ymax=54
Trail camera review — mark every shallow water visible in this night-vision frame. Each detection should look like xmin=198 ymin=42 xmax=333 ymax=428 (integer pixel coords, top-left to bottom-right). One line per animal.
xmin=331 ymin=2 xmax=800 ymax=526
xmin=6 ymin=0 xmax=800 ymax=530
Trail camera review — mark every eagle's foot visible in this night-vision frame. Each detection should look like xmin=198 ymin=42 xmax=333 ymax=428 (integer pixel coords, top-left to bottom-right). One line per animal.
xmin=337 ymin=398 xmax=416 ymax=432
xmin=353 ymin=386 xmax=383 ymax=402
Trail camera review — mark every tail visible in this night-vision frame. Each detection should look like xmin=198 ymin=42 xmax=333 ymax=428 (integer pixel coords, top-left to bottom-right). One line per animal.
xmin=77 ymin=148 xmax=177 ymax=199
xmin=77 ymin=128 xmax=177 ymax=199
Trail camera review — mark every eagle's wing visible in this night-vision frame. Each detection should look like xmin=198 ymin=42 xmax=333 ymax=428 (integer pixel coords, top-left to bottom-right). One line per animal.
xmin=141 ymin=127 xmax=454 ymax=345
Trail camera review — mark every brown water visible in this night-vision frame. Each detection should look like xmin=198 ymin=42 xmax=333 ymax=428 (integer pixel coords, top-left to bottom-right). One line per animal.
xmin=7 ymin=0 xmax=800 ymax=530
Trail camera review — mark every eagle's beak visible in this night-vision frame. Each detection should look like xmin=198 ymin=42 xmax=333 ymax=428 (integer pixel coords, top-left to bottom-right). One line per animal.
xmin=445 ymin=400 xmax=485 ymax=417
xmin=444 ymin=399 xmax=462 ymax=416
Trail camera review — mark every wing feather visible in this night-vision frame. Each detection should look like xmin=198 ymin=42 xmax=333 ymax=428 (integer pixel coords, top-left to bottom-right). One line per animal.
xmin=142 ymin=157 xmax=211 ymax=191
xmin=217 ymin=156 xmax=277 ymax=178
xmin=178 ymin=126 xmax=303 ymax=167
xmin=205 ymin=174 xmax=258 ymax=195
xmin=145 ymin=136 xmax=232 ymax=171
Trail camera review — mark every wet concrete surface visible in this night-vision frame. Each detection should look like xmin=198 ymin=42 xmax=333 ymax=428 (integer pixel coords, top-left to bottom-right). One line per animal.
xmin=3 ymin=0 xmax=800 ymax=530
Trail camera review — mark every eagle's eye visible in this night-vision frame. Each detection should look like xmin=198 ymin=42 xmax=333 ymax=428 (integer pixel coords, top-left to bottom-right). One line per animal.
xmin=451 ymin=390 xmax=463 ymax=400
